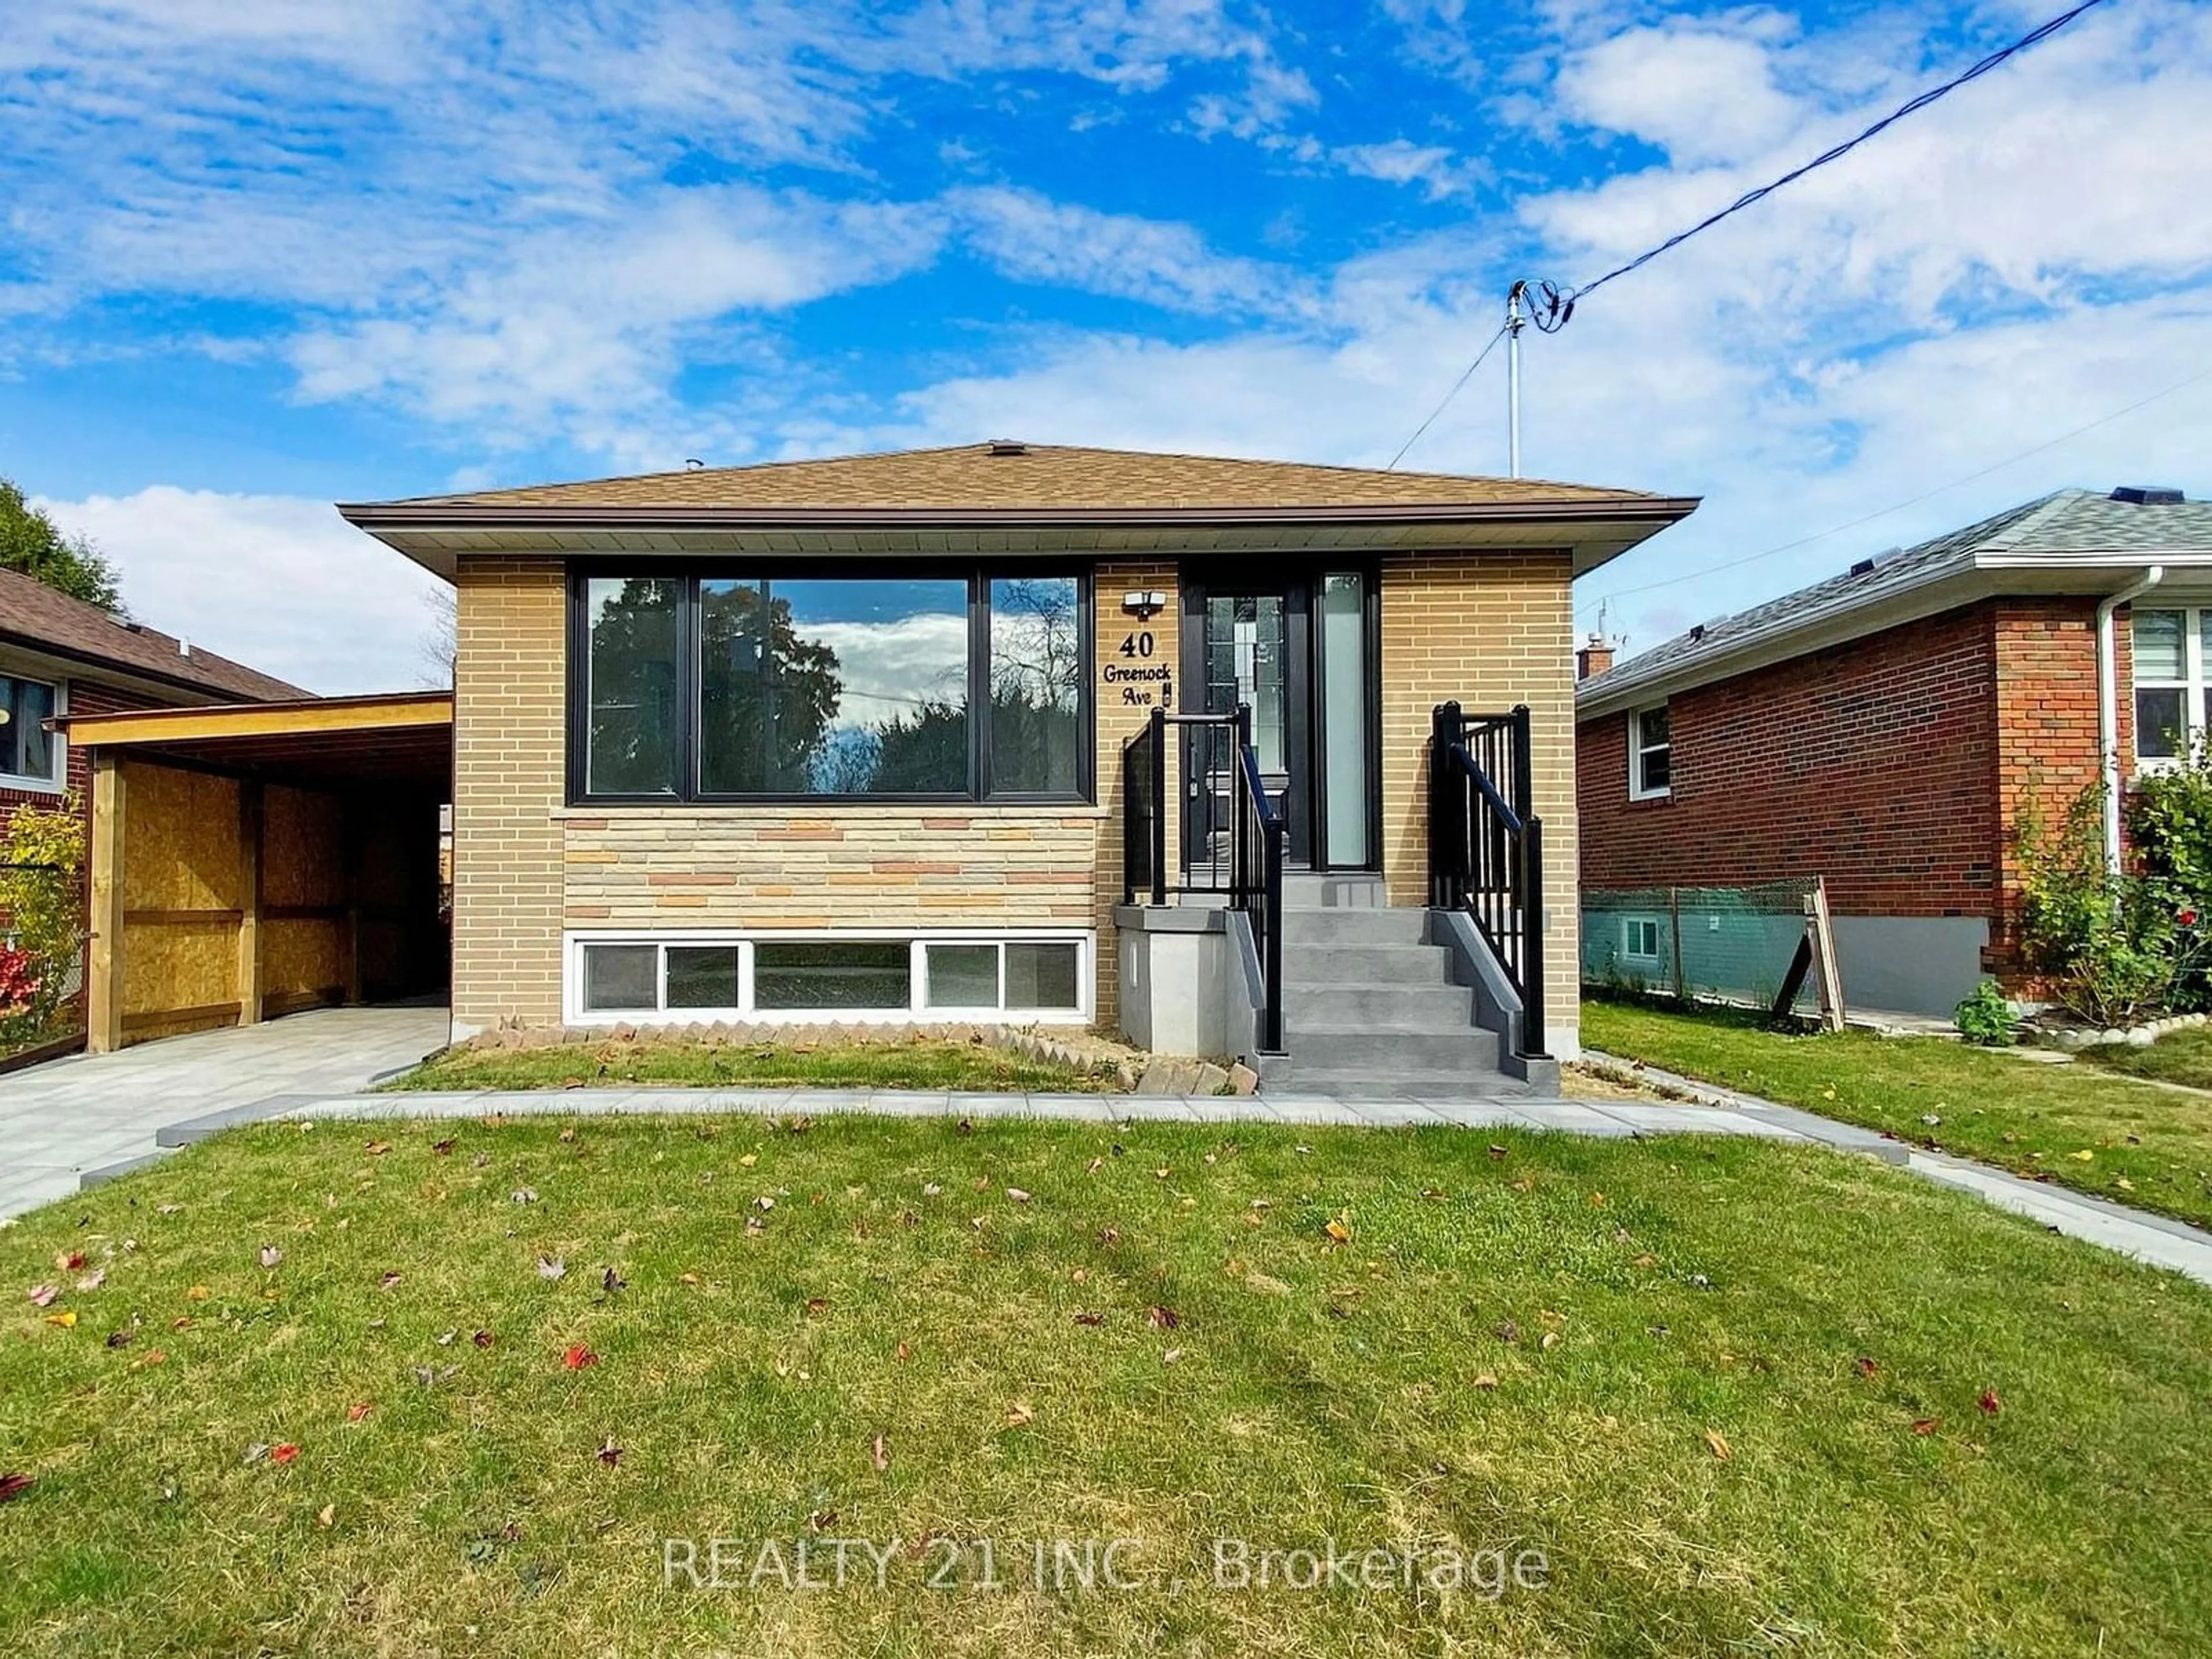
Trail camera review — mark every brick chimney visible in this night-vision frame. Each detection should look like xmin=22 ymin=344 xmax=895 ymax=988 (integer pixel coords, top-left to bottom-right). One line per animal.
xmin=1575 ymin=633 xmax=1615 ymax=682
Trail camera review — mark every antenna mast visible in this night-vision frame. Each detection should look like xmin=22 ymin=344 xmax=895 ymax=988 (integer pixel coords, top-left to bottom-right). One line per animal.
xmin=1505 ymin=281 xmax=1528 ymax=479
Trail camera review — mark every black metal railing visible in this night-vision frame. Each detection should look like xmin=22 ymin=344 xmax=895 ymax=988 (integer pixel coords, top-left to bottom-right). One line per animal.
xmin=1120 ymin=704 xmax=1286 ymax=1052
xmin=1428 ymin=700 xmax=1548 ymax=1059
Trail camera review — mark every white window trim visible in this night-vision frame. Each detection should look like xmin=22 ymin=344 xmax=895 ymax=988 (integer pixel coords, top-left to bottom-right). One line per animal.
xmin=1621 ymin=916 xmax=1663 ymax=965
xmin=0 ymin=674 xmax=66 ymax=796
xmin=561 ymin=927 xmax=1094 ymax=1028
xmin=1627 ymin=703 xmax=1671 ymax=801
xmin=2133 ymin=606 xmax=2206 ymax=772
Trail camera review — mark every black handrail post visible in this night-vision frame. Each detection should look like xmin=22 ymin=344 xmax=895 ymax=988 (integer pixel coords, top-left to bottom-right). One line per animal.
xmin=1147 ymin=706 xmax=1168 ymax=905
xmin=1260 ymin=798 xmax=1283 ymax=1052
xmin=1510 ymin=703 xmax=1535 ymax=825
xmin=1522 ymin=815 xmax=1548 ymax=1056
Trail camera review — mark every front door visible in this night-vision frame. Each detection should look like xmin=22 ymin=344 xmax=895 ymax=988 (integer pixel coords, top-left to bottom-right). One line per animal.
xmin=1181 ymin=566 xmax=1377 ymax=876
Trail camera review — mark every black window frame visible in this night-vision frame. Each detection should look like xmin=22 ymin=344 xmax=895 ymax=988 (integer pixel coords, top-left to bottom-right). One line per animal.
xmin=0 ymin=671 xmax=61 ymax=786
xmin=566 ymin=561 xmax=1095 ymax=806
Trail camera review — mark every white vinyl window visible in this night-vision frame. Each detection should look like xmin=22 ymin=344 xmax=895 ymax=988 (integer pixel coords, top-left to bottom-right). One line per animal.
xmin=2133 ymin=608 xmax=2208 ymax=766
xmin=565 ymin=931 xmax=1091 ymax=1025
xmin=1628 ymin=704 xmax=1671 ymax=799
xmin=1622 ymin=917 xmax=1662 ymax=964
xmin=0 ymin=673 xmax=64 ymax=791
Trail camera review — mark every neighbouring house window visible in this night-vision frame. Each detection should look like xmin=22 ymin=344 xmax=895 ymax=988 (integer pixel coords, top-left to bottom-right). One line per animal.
xmin=0 ymin=674 xmax=60 ymax=787
xmin=1629 ymin=704 xmax=1671 ymax=798
xmin=2132 ymin=608 xmax=2203 ymax=764
xmin=573 ymin=569 xmax=1091 ymax=802
xmin=1622 ymin=917 xmax=1662 ymax=964
xmin=571 ymin=933 xmax=1088 ymax=1021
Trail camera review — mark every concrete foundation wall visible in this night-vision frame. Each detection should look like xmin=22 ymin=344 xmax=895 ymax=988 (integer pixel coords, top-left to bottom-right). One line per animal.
xmin=1831 ymin=914 xmax=1990 ymax=1019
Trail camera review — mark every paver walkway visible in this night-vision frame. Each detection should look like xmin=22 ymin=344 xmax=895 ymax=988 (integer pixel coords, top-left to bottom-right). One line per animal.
xmin=0 ymin=1006 xmax=450 ymax=1219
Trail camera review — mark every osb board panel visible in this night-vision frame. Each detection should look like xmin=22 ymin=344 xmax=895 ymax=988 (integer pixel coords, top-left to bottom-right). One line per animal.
xmin=120 ymin=761 xmax=241 ymax=912
xmin=264 ymin=785 xmax=346 ymax=910
xmin=122 ymin=918 xmax=235 ymax=1020
xmin=124 ymin=1006 xmax=239 ymax=1046
xmin=264 ymin=916 xmax=346 ymax=1007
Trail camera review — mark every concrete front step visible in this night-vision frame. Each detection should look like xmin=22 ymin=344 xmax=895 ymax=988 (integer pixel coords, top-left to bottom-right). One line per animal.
xmin=1281 ymin=907 xmax=1429 ymax=946
xmin=1281 ymin=982 xmax=1476 ymax=1026
xmin=1277 ymin=1069 xmax=1522 ymax=1099
xmin=1286 ymin=943 xmax=1457 ymax=984
xmin=1282 ymin=1027 xmax=1500 ymax=1071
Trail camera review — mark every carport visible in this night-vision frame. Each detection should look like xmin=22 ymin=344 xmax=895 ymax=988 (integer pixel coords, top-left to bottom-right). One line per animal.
xmin=63 ymin=693 xmax=453 ymax=1054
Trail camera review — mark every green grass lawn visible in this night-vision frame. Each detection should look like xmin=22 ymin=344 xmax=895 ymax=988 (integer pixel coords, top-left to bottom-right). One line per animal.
xmin=2081 ymin=1025 xmax=2212 ymax=1091
xmin=385 ymin=1036 xmax=1118 ymax=1094
xmin=1582 ymin=998 xmax=2212 ymax=1229
xmin=5 ymin=1115 xmax=2211 ymax=1655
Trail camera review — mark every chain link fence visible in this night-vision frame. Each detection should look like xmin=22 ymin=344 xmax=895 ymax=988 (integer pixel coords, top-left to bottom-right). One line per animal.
xmin=1581 ymin=878 xmax=1828 ymax=1016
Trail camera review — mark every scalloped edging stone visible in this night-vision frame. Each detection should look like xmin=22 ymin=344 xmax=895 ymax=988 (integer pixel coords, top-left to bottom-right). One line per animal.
xmin=2043 ymin=1011 xmax=2211 ymax=1051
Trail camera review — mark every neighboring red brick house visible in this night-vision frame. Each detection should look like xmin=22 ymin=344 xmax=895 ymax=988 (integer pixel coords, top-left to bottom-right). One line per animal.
xmin=1574 ymin=486 xmax=2212 ymax=1016
xmin=1 ymin=565 xmax=305 ymax=843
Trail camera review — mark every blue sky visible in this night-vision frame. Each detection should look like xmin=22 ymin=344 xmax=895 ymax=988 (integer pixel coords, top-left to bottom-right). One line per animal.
xmin=4 ymin=0 xmax=2210 ymax=691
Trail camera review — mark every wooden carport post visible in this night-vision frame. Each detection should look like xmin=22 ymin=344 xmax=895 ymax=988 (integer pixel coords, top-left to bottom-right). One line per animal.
xmin=237 ymin=780 xmax=265 ymax=1025
xmin=86 ymin=752 xmax=126 ymax=1055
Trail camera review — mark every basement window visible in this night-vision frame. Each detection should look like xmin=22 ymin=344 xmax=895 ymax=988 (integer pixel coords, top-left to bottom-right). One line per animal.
xmin=1622 ymin=917 xmax=1663 ymax=964
xmin=1628 ymin=704 xmax=1671 ymax=800
xmin=569 ymin=933 xmax=1089 ymax=1024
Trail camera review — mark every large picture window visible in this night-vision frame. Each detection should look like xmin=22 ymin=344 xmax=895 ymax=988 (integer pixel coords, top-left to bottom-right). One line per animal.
xmin=2133 ymin=608 xmax=2203 ymax=765
xmin=573 ymin=569 xmax=1090 ymax=802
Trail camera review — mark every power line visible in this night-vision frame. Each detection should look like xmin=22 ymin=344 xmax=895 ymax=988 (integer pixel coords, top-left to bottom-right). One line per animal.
xmin=1386 ymin=321 xmax=1509 ymax=471
xmin=1528 ymin=0 xmax=2113 ymax=332
xmin=1590 ymin=361 xmax=2212 ymax=603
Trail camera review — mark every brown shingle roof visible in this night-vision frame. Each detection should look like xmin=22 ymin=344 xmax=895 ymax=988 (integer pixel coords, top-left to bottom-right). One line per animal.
xmin=383 ymin=442 xmax=1666 ymax=513
xmin=0 ymin=566 xmax=309 ymax=702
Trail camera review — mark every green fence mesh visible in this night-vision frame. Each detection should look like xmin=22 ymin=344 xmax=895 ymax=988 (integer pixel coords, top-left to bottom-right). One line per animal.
xmin=1581 ymin=880 xmax=1824 ymax=1014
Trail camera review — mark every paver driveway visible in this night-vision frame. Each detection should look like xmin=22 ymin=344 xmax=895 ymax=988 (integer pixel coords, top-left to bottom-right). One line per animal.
xmin=0 ymin=1005 xmax=450 ymax=1220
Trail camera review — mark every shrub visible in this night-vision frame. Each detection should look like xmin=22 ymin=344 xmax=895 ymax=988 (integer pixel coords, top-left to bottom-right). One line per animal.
xmin=2014 ymin=782 xmax=2191 ymax=1027
xmin=1952 ymin=979 xmax=2016 ymax=1046
xmin=0 ymin=795 xmax=86 ymax=1046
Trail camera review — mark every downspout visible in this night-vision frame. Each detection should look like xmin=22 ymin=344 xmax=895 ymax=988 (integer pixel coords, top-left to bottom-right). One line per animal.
xmin=2097 ymin=566 xmax=2164 ymax=876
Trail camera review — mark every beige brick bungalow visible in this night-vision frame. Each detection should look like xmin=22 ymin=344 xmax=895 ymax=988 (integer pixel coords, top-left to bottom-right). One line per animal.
xmin=312 ymin=441 xmax=1693 ymax=1086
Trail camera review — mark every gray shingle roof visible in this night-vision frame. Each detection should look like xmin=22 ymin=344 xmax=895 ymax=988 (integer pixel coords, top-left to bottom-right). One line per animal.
xmin=1581 ymin=488 xmax=2212 ymax=707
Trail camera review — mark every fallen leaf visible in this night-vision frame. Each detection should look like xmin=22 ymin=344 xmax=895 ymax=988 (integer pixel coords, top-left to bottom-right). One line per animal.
xmin=2069 ymin=1150 xmax=2094 ymax=1162
xmin=1073 ymin=1311 xmax=1105 ymax=1327
xmin=2116 ymin=1176 xmax=2135 ymax=1192
xmin=1005 ymin=1188 xmax=1032 ymax=1204
xmin=895 ymin=1341 xmax=912 ymax=1361
xmin=808 ymin=1508 xmax=839 ymax=1531
xmin=436 ymin=1331 xmax=457 ymax=1347
xmin=472 ymin=1328 xmax=497 ymax=1349
xmin=270 ymin=1444 xmax=300 ymax=1465
xmin=1631 ymin=1253 xmax=1657 ymax=1269
xmin=27 ymin=1285 xmax=57 ymax=1308
xmin=921 ymin=1181 xmax=941 ymax=1197
xmin=56 ymin=1251 xmax=84 ymax=1271
xmin=596 ymin=1438 xmax=622 ymax=1467
xmin=44 ymin=1310 xmax=77 ymax=1328
xmin=243 ymin=1443 xmax=270 ymax=1465
xmin=1162 ymin=1347 xmax=1184 ymax=1365
xmin=804 ymin=1297 xmax=828 ymax=1317
xmin=1153 ymin=1167 xmax=1171 ymax=1181
xmin=135 ymin=1350 xmax=168 ymax=1368
xmin=1911 ymin=1418 xmax=1941 ymax=1436
xmin=1323 ymin=1219 xmax=1351 ymax=1244
xmin=1495 ymin=1320 xmax=1521 ymax=1345
xmin=738 ymin=1153 xmax=759 ymax=1168
xmin=1472 ymin=1372 xmax=1499 ymax=1389
xmin=1487 ymin=1145 xmax=1509 ymax=1161
xmin=432 ymin=1139 xmax=456 ymax=1156
xmin=378 ymin=1271 xmax=402 ymax=1290
xmin=564 ymin=1344 xmax=599 ymax=1370
xmin=1003 ymin=1401 xmax=1033 ymax=1427
xmin=258 ymin=1246 xmax=283 ymax=1269
xmin=1979 ymin=1389 xmax=2001 ymax=1416
xmin=347 ymin=1402 xmax=373 ymax=1423
xmin=1704 ymin=1429 xmax=1732 ymax=1461
xmin=1855 ymin=1356 xmax=1878 ymax=1379
xmin=871 ymin=1433 xmax=889 ymax=1472
xmin=1086 ymin=1157 xmax=1104 ymax=1175
xmin=1146 ymin=1305 xmax=1181 ymax=1331
xmin=679 ymin=1273 xmax=700 ymax=1286
xmin=536 ymin=1256 xmax=566 ymax=1281
xmin=1540 ymin=1331 xmax=1560 ymax=1351
xmin=601 ymin=1267 xmax=627 ymax=1294
xmin=1098 ymin=1226 xmax=1120 ymax=1245
xmin=186 ymin=1285 xmax=210 ymax=1302
xmin=558 ymin=1127 xmax=576 ymax=1143
xmin=76 ymin=1268 xmax=106 ymax=1293
xmin=317 ymin=1503 xmax=335 ymax=1528
xmin=0 ymin=1474 xmax=31 ymax=1503
xmin=105 ymin=1330 xmax=134 ymax=1349
xmin=365 ymin=1141 xmax=391 ymax=1156
xmin=511 ymin=1187 xmax=539 ymax=1204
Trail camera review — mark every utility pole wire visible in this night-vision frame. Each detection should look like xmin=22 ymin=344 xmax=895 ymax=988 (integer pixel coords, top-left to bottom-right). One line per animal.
xmin=1385 ymin=320 xmax=1508 ymax=471
xmin=1536 ymin=0 xmax=2113 ymax=325
xmin=1591 ymin=361 xmax=2212 ymax=603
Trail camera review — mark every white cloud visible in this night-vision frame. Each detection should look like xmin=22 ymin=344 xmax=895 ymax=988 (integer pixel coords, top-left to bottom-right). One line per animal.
xmin=1331 ymin=138 xmax=1474 ymax=200
xmin=1554 ymin=25 xmax=1802 ymax=164
xmin=37 ymin=489 xmax=448 ymax=696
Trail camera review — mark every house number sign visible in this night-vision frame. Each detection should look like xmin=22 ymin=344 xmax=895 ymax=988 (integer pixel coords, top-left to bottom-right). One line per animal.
xmin=1104 ymin=631 xmax=1173 ymax=707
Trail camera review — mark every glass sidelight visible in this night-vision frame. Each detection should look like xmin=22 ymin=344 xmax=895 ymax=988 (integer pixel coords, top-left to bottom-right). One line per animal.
xmin=1316 ymin=573 xmax=1370 ymax=868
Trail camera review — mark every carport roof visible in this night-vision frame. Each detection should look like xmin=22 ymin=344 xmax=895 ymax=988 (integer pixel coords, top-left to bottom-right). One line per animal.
xmin=62 ymin=691 xmax=452 ymax=791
